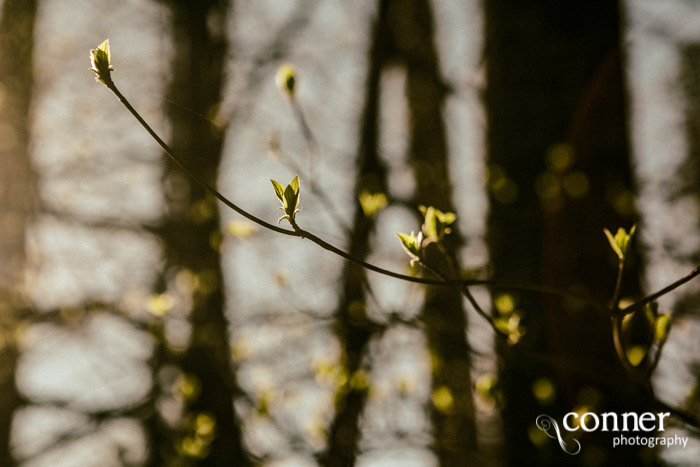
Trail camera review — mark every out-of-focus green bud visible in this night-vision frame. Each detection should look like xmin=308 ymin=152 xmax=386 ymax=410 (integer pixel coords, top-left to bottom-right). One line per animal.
xmin=275 ymin=64 xmax=296 ymax=98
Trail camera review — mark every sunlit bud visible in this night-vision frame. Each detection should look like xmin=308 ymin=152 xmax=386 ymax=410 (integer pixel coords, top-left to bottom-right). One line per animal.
xmin=275 ymin=64 xmax=296 ymax=98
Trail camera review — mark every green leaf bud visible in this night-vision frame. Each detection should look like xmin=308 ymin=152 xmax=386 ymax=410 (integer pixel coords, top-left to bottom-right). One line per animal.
xmin=89 ymin=39 xmax=114 ymax=85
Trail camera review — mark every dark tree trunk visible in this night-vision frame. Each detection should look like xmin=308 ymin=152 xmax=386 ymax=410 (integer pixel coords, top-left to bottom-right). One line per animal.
xmin=321 ymin=1 xmax=478 ymax=465
xmin=396 ymin=0 xmax=478 ymax=464
xmin=483 ymin=1 xmax=655 ymax=464
xmin=319 ymin=2 xmax=390 ymax=465
xmin=0 ymin=0 xmax=38 ymax=464
xmin=150 ymin=1 xmax=250 ymax=465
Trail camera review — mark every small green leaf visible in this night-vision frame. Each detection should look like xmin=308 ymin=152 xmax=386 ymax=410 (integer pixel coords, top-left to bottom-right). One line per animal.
xmin=655 ymin=314 xmax=670 ymax=343
xmin=395 ymin=232 xmax=413 ymax=251
xmin=423 ymin=206 xmax=439 ymax=239
xmin=604 ymin=225 xmax=636 ymax=260
xmin=283 ymin=177 xmax=300 ymax=215
xmin=283 ymin=184 xmax=294 ymax=208
xmin=615 ymin=225 xmax=635 ymax=256
xmin=420 ymin=205 xmax=456 ymax=242
xmin=275 ymin=64 xmax=296 ymax=98
xmin=89 ymin=39 xmax=114 ymax=85
xmin=440 ymin=211 xmax=457 ymax=225
xmin=289 ymin=175 xmax=300 ymax=195
xmin=270 ymin=179 xmax=285 ymax=202
xmin=358 ymin=190 xmax=387 ymax=217
xmin=271 ymin=176 xmax=301 ymax=224
xmin=603 ymin=228 xmax=622 ymax=259
xmin=494 ymin=314 xmax=520 ymax=335
xmin=395 ymin=231 xmax=423 ymax=265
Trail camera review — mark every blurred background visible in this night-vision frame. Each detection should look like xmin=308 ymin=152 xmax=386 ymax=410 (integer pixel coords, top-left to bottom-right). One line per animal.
xmin=0 ymin=0 xmax=699 ymax=465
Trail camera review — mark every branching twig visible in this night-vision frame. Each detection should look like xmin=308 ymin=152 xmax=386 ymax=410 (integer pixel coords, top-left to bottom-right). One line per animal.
xmin=619 ymin=265 xmax=700 ymax=317
xmin=107 ymin=82 xmax=295 ymax=237
xmin=610 ymin=251 xmax=636 ymax=373
xmin=426 ymin=242 xmax=502 ymax=337
xmin=611 ymin=316 xmax=636 ymax=374
xmin=97 ymin=79 xmax=633 ymax=312
xmin=90 ymin=41 xmax=700 ymax=342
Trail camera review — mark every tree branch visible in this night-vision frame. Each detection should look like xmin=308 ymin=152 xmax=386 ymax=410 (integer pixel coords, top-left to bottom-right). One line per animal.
xmin=96 ymin=73 xmax=700 ymax=335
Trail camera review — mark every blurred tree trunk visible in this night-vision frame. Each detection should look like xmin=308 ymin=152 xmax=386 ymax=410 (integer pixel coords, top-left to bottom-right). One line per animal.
xmin=677 ymin=43 xmax=700 ymax=413
xmin=483 ymin=1 xmax=655 ymax=464
xmin=0 ymin=0 xmax=37 ymax=465
xmin=322 ymin=1 xmax=478 ymax=465
xmin=149 ymin=1 xmax=250 ymax=465
xmin=318 ymin=1 xmax=389 ymax=466
xmin=396 ymin=0 xmax=478 ymax=464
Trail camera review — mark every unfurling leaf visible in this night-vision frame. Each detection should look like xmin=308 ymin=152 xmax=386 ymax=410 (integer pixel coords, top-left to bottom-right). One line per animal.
xmin=288 ymin=175 xmax=299 ymax=194
xmin=271 ymin=176 xmax=301 ymax=224
xmin=395 ymin=231 xmax=423 ymax=265
xmin=603 ymin=228 xmax=621 ymax=258
xmin=89 ymin=39 xmax=114 ymax=85
xmin=604 ymin=225 xmax=636 ymax=260
xmin=284 ymin=176 xmax=300 ymax=210
xmin=270 ymin=179 xmax=285 ymax=202
xmin=419 ymin=205 xmax=456 ymax=242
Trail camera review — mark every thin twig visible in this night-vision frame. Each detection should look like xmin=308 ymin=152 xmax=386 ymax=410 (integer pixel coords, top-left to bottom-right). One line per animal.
xmin=290 ymin=98 xmax=318 ymax=183
xmin=414 ymin=251 xmax=502 ymax=336
xmin=99 ymin=78 xmax=700 ymax=332
xmin=611 ymin=258 xmax=625 ymax=312
xmin=610 ymin=256 xmax=638 ymax=374
xmin=619 ymin=265 xmax=700 ymax=317
xmin=647 ymin=321 xmax=671 ymax=377
xmin=106 ymin=81 xmax=467 ymax=287
xmin=611 ymin=316 xmax=636 ymax=374
xmin=107 ymin=82 xmax=295 ymax=237
xmin=434 ymin=242 xmax=502 ymax=337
